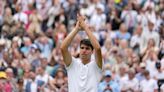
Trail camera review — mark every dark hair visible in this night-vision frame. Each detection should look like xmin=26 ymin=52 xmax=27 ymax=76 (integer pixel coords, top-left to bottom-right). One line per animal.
xmin=155 ymin=62 xmax=161 ymax=69
xmin=143 ymin=70 xmax=149 ymax=76
xmin=80 ymin=39 xmax=93 ymax=50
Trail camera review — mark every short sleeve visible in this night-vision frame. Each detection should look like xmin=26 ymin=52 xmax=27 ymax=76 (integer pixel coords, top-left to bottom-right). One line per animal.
xmin=65 ymin=57 xmax=78 ymax=70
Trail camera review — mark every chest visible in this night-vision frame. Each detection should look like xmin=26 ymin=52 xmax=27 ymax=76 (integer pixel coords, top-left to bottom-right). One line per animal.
xmin=141 ymin=80 xmax=155 ymax=89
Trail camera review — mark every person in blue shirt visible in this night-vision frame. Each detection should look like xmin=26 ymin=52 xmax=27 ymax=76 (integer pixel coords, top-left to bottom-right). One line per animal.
xmin=98 ymin=70 xmax=120 ymax=92
xmin=115 ymin=23 xmax=131 ymax=41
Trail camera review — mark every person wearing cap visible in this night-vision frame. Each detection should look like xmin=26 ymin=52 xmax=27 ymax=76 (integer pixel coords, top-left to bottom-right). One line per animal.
xmin=0 ymin=71 xmax=12 ymax=92
xmin=27 ymin=44 xmax=41 ymax=67
xmin=98 ymin=70 xmax=120 ymax=92
xmin=135 ymin=62 xmax=146 ymax=82
xmin=89 ymin=3 xmax=106 ymax=31
xmin=61 ymin=14 xmax=103 ymax=92
xmin=5 ymin=68 xmax=18 ymax=92
xmin=0 ymin=71 xmax=7 ymax=79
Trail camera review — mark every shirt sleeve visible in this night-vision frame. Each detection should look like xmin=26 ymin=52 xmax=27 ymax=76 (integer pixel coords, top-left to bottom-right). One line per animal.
xmin=153 ymin=80 xmax=158 ymax=89
xmin=65 ymin=57 xmax=78 ymax=70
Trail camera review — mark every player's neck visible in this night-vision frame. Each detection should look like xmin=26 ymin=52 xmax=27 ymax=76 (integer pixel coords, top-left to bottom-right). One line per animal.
xmin=81 ymin=59 xmax=90 ymax=65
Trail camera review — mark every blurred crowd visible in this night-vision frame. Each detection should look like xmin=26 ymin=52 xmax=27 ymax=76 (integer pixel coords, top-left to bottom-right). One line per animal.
xmin=0 ymin=0 xmax=163 ymax=92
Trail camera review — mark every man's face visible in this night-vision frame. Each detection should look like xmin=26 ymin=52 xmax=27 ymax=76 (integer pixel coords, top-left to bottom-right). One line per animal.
xmin=79 ymin=44 xmax=93 ymax=61
xmin=148 ymin=22 xmax=154 ymax=31
xmin=37 ymin=67 xmax=44 ymax=75
xmin=105 ymin=76 xmax=111 ymax=82
xmin=136 ymin=26 xmax=142 ymax=35
xmin=0 ymin=45 xmax=4 ymax=51
xmin=30 ymin=72 xmax=36 ymax=80
xmin=128 ymin=72 xmax=134 ymax=79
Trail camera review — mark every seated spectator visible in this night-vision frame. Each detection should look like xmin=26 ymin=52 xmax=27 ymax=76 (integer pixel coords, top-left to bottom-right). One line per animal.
xmin=17 ymin=78 xmax=24 ymax=92
xmin=130 ymin=25 xmax=143 ymax=54
xmin=142 ymin=48 xmax=159 ymax=77
xmin=154 ymin=62 xmax=164 ymax=91
xmin=34 ymin=35 xmax=54 ymax=59
xmin=135 ymin=62 xmax=146 ymax=82
xmin=140 ymin=70 xmax=158 ymax=92
xmin=121 ymin=68 xmax=139 ymax=92
xmin=35 ymin=66 xmax=53 ymax=88
xmin=25 ymin=70 xmax=38 ymax=92
xmin=141 ymin=38 xmax=159 ymax=56
xmin=27 ymin=7 xmax=42 ymax=38
xmin=89 ymin=3 xmax=106 ymax=31
xmin=49 ymin=68 xmax=67 ymax=91
xmin=20 ymin=37 xmax=33 ymax=56
xmin=161 ymin=84 xmax=164 ymax=92
xmin=98 ymin=70 xmax=120 ymax=92
xmin=13 ymin=4 xmax=28 ymax=26
xmin=140 ymin=19 xmax=160 ymax=53
xmin=115 ymin=23 xmax=131 ymax=41
xmin=1 ymin=7 xmax=14 ymax=38
xmin=158 ymin=39 xmax=164 ymax=60
xmin=0 ymin=71 xmax=12 ymax=92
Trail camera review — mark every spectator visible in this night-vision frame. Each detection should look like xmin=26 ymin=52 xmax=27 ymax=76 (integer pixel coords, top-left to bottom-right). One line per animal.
xmin=20 ymin=37 xmax=33 ymax=56
xmin=13 ymin=4 xmax=28 ymax=25
xmin=49 ymin=68 xmax=67 ymax=91
xmin=90 ymin=4 xmax=106 ymax=31
xmin=98 ymin=70 xmax=120 ymax=92
xmin=121 ymin=1 xmax=138 ymax=34
xmin=25 ymin=70 xmax=38 ymax=92
xmin=130 ymin=24 xmax=143 ymax=54
xmin=141 ymin=38 xmax=159 ymax=56
xmin=34 ymin=35 xmax=54 ymax=59
xmin=47 ymin=0 xmax=62 ymax=28
xmin=135 ymin=62 xmax=146 ymax=82
xmin=121 ymin=68 xmax=139 ymax=92
xmin=27 ymin=7 xmax=42 ymax=38
xmin=140 ymin=19 xmax=160 ymax=52
xmin=0 ymin=71 xmax=12 ymax=92
xmin=142 ymin=48 xmax=159 ymax=77
xmin=1 ymin=7 xmax=14 ymax=38
xmin=139 ymin=70 xmax=158 ymax=92
xmin=115 ymin=23 xmax=131 ymax=41
xmin=5 ymin=68 xmax=18 ymax=92
xmin=35 ymin=66 xmax=53 ymax=88
xmin=17 ymin=78 xmax=24 ymax=92
xmin=53 ymin=23 xmax=67 ymax=45
xmin=154 ymin=62 xmax=164 ymax=91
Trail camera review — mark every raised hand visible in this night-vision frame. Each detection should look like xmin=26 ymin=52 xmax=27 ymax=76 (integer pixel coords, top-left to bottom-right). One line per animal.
xmin=75 ymin=21 xmax=80 ymax=29
xmin=77 ymin=14 xmax=86 ymax=28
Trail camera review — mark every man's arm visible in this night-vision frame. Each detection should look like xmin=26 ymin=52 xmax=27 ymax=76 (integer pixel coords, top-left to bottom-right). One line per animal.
xmin=60 ymin=21 xmax=80 ymax=66
xmin=80 ymin=16 xmax=103 ymax=69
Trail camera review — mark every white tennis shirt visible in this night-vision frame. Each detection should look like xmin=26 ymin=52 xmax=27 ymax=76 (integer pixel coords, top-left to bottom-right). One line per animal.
xmin=66 ymin=57 xmax=102 ymax=92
